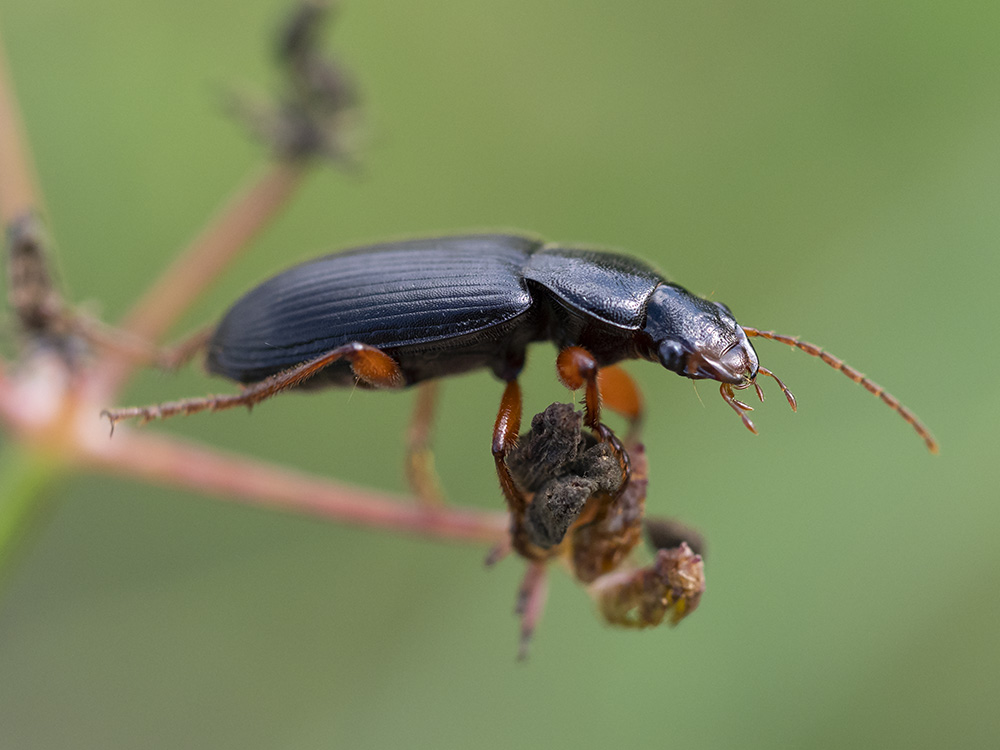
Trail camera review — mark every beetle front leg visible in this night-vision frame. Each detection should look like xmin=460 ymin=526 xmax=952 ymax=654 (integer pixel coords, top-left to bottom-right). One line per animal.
xmin=492 ymin=379 xmax=524 ymax=510
xmin=103 ymin=341 xmax=404 ymax=428
xmin=556 ymin=346 xmax=602 ymax=429
xmin=492 ymin=379 xmax=542 ymax=558
xmin=556 ymin=346 xmax=631 ymax=483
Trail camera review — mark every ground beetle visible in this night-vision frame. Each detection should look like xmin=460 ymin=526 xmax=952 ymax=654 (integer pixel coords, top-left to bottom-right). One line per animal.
xmin=105 ymin=233 xmax=937 ymax=530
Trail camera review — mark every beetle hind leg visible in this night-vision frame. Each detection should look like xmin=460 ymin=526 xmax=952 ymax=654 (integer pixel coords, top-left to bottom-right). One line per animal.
xmin=103 ymin=341 xmax=404 ymax=428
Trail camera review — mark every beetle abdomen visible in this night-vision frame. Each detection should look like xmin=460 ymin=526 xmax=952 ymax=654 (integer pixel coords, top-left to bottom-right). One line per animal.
xmin=207 ymin=235 xmax=541 ymax=383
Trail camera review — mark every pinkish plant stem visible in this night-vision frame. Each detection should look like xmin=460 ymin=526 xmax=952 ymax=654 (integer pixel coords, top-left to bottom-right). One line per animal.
xmin=88 ymin=428 xmax=509 ymax=545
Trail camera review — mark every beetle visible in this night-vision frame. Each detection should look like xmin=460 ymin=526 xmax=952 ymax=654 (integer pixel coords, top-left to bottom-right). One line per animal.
xmin=105 ymin=233 xmax=937 ymax=543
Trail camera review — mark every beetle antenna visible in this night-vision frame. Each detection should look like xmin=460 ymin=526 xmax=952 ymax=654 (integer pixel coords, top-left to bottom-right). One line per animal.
xmin=742 ymin=327 xmax=938 ymax=454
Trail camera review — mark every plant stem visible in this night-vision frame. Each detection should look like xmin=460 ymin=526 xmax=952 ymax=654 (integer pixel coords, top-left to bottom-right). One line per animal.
xmin=0 ymin=442 xmax=61 ymax=579
xmin=88 ymin=428 xmax=509 ymax=546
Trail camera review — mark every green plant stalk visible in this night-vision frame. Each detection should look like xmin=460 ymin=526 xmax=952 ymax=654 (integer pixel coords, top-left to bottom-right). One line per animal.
xmin=0 ymin=441 xmax=63 ymax=577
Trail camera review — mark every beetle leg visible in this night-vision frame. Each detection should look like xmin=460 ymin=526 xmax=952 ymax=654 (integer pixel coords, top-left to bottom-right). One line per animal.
xmin=405 ymin=382 xmax=446 ymax=507
xmin=556 ymin=346 xmax=631 ymax=484
xmin=556 ymin=346 xmax=602 ymax=429
xmin=492 ymin=379 xmax=546 ymax=558
xmin=103 ymin=341 xmax=404 ymax=428
xmin=492 ymin=379 xmax=525 ymax=511
xmin=596 ymin=364 xmax=644 ymax=441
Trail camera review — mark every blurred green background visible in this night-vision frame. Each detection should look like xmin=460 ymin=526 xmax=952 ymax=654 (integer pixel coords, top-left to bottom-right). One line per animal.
xmin=1 ymin=1 xmax=998 ymax=748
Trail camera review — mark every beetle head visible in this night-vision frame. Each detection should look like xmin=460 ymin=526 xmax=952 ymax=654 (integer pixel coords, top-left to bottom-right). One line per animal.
xmin=643 ymin=284 xmax=758 ymax=385
xmin=640 ymin=283 xmax=934 ymax=450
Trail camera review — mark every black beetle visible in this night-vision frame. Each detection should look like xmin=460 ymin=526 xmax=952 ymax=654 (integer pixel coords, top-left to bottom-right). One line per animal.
xmin=105 ymin=233 xmax=937 ymax=531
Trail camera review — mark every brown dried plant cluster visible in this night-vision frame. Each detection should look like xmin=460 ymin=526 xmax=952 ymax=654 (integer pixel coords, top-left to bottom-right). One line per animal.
xmin=500 ymin=403 xmax=703 ymax=655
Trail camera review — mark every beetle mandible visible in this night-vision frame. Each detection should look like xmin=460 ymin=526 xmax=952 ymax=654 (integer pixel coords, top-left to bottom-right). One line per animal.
xmin=105 ymin=233 xmax=938 ymax=524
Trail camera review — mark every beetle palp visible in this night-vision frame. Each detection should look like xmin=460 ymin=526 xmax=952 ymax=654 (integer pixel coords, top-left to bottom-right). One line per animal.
xmin=757 ymin=365 xmax=797 ymax=412
xmin=720 ymin=383 xmax=758 ymax=434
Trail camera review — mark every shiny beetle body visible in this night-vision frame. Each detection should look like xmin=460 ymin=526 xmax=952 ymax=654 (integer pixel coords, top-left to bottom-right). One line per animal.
xmin=206 ymin=233 xmax=756 ymax=390
xmin=107 ymin=231 xmax=936 ymax=509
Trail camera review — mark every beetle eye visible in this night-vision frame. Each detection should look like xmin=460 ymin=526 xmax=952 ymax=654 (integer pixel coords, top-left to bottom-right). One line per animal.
xmin=658 ymin=340 xmax=685 ymax=372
